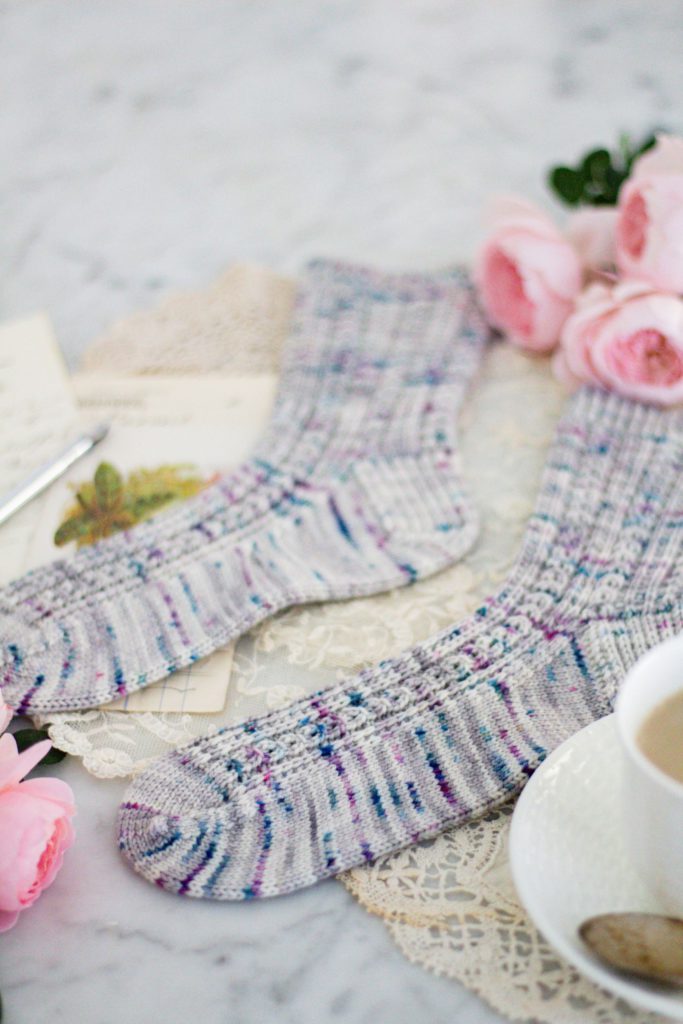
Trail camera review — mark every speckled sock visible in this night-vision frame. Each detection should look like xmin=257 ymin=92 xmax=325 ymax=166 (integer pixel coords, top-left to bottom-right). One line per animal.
xmin=118 ymin=388 xmax=683 ymax=900
xmin=0 ymin=259 xmax=487 ymax=713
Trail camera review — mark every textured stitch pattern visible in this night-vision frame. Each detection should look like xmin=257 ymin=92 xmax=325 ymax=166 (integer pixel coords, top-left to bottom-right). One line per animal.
xmin=118 ymin=387 xmax=683 ymax=900
xmin=0 ymin=259 xmax=487 ymax=713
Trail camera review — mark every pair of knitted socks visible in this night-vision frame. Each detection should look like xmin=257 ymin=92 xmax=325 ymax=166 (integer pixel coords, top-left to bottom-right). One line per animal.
xmin=3 ymin=260 xmax=683 ymax=901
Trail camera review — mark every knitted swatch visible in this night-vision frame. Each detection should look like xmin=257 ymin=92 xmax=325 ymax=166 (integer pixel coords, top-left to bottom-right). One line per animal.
xmin=0 ymin=260 xmax=487 ymax=713
xmin=118 ymin=388 xmax=683 ymax=899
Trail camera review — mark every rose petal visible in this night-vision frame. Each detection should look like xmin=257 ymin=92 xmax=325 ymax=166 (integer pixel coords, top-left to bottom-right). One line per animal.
xmin=617 ymin=172 xmax=683 ymax=292
xmin=19 ymin=776 xmax=76 ymax=812
xmin=0 ymin=702 xmax=13 ymax=735
xmin=0 ymin=738 xmax=52 ymax=792
xmin=560 ymin=279 xmax=683 ymax=406
xmin=475 ymin=198 xmax=581 ymax=354
xmin=566 ymin=207 xmax=618 ymax=273
xmin=483 ymin=194 xmax=559 ymax=234
xmin=0 ymin=731 xmax=18 ymax=764
xmin=0 ymin=908 xmax=20 ymax=932
xmin=0 ymin=786 xmax=75 ymax=909
xmin=502 ymin=232 xmax=581 ymax=302
xmin=0 ymin=796 xmax=56 ymax=910
xmin=631 ymin=134 xmax=683 ymax=179
xmin=551 ymin=348 xmax=583 ymax=390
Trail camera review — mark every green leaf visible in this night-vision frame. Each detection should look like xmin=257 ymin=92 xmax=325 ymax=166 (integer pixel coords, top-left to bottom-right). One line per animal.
xmin=128 ymin=492 xmax=175 ymax=520
xmin=549 ymin=130 xmax=662 ymax=208
xmin=605 ymin=164 xmax=624 ymax=193
xmin=94 ymin=462 xmax=123 ymax=510
xmin=582 ymin=148 xmax=611 ymax=181
xmin=624 ymin=132 xmax=657 ymax=173
xmin=75 ymin=482 xmax=95 ymax=512
xmin=54 ymin=511 xmax=93 ymax=547
xmin=13 ymin=727 xmax=47 ymax=750
xmin=582 ymin=149 xmax=621 ymax=203
xmin=37 ymin=746 xmax=67 ymax=765
xmin=636 ymin=132 xmax=657 ymax=155
xmin=548 ymin=166 xmax=583 ymax=205
xmin=12 ymin=728 xmax=67 ymax=764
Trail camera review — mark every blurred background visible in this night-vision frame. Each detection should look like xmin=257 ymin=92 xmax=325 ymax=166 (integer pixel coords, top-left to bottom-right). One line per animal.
xmin=3 ymin=0 xmax=682 ymax=367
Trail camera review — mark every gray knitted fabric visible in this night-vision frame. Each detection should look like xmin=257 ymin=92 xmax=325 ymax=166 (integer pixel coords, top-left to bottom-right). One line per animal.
xmin=0 ymin=260 xmax=487 ymax=714
xmin=118 ymin=387 xmax=683 ymax=900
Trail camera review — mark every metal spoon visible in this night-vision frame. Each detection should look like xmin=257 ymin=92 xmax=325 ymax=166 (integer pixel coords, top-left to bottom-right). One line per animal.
xmin=580 ymin=913 xmax=683 ymax=985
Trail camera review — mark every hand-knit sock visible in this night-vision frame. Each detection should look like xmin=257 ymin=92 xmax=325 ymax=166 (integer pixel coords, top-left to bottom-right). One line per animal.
xmin=118 ymin=387 xmax=683 ymax=900
xmin=0 ymin=260 xmax=487 ymax=713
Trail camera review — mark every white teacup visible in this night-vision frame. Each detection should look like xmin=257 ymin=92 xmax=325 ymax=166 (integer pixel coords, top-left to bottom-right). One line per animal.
xmin=616 ymin=634 xmax=683 ymax=915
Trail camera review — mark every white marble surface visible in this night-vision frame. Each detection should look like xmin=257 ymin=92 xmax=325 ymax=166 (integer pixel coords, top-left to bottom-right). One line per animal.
xmin=4 ymin=760 xmax=497 ymax=1024
xmin=2 ymin=2 xmax=683 ymax=1022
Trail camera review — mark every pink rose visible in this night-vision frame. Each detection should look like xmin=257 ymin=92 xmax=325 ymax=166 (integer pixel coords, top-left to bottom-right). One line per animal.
xmin=556 ymin=280 xmax=683 ymax=406
xmin=475 ymin=197 xmax=582 ymax=353
xmin=0 ymin=703 xmax=75 ymax=932
xmin=616 ymin=135 xmax=683 ymax=291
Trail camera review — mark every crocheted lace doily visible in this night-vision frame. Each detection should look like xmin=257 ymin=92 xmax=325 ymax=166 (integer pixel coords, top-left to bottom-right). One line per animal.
xmin=41 ymin=267 xmax=657 ymax=1024
xmin=81 ymin=264 xmax=295 ymax=376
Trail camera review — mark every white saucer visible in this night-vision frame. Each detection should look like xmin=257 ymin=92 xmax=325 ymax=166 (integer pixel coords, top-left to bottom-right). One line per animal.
xmin=510 ymin=715 xmax=683 ymax=1020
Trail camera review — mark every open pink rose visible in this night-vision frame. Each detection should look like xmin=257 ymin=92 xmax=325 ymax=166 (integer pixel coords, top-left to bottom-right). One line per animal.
xmin=555 ymin=280 xmax=683 ymax=406
xmin=616 ymin=135 xmax=683 ymax=292
xmin=0 ymin=703 xmax=75 ymax=932
xmin=475 ymin=197 xmax=582 ymax=353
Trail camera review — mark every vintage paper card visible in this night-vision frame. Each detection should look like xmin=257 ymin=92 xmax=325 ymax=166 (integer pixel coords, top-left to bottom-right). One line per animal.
xmin=23 ymin=372 xmax=278 ymax=713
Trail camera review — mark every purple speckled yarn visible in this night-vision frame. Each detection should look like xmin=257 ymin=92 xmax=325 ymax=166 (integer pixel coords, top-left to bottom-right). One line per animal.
xmin=118 ymin=388 xmax=683 ymax=900
xmin=0 ymin=259 xmax=487 ymax=713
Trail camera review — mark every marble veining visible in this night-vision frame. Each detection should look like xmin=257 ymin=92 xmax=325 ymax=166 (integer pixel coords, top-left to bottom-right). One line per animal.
xmin=2 ymin=1 xmax=683 ymax=1021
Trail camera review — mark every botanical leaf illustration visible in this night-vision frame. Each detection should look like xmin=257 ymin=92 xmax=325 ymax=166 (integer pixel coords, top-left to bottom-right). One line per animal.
xmin=53 ymin=511 xmax=95 ymax=547
xmin=54 ymin=461 xmax=216 ymax=548
xmin=93 ymin=461 xmax=123 ymax=509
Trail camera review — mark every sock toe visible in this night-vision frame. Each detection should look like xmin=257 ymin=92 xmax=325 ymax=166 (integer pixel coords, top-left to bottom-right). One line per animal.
xmin=117 ymin=744 xmax=278 ymax=899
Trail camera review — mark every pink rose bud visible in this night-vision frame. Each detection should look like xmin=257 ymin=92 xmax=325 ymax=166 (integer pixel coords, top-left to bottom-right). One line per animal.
xmin=557 ymin=280 xmax=683 ymax=407
xmin=0 ymin=702 xmax=75 ymax=932
xmin=616 ymin=134 xmax=683 ymax=292
xmin=474 ymin=197 xmax=582 ymax=353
